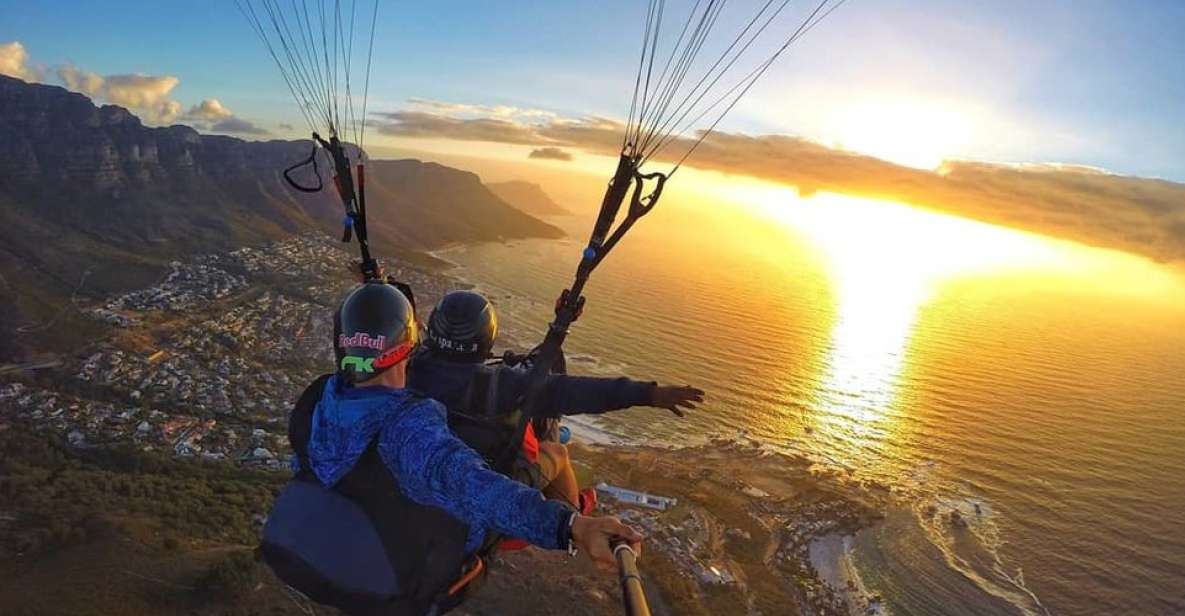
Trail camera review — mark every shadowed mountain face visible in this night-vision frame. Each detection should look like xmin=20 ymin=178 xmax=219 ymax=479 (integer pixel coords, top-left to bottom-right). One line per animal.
xmin=360 ymin=162 xmax=565 ymax=248
xmin=486 ymin=180 xmax=569 ymax=216
xmin=0 ymin=75 xmax=562 ymax=358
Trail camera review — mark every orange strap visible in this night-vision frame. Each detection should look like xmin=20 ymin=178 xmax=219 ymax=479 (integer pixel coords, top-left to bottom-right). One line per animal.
xmin=522 ymin=422 xmax=539 ymax=463
xmin=447 ymin=557 xmax=485 ymax=596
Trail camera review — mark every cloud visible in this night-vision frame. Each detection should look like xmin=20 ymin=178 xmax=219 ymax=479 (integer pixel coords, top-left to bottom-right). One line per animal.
xmin=209 ymin=116 xmax=269 ymax=135
xmin=0 ymin=41 xmax=43 ymax=82
xmin=4 ymin=43 xmax=267 ymax=136
xmin=184 ymin=98 xmax=234 ymax=121
xmin=640 ymin=131 xmax=1185 ymax=262
xmin=369 ymin=109 xmax=624 ymax=152
xmin=370 ymin=101 xmax=1185 ymax=262
xmin=537 ymin=116 xmax=626 ymax=154
xmin=371 ymin=110 xmax=543 ymax=144
xmin=182 ymin=98 xmax=269 ymax=135
xmin=50 ymin=60 xmax=268 ymax=136
xmin=278 ymin=122 xmax=295 ymax=131
xmin=407 ymin=97 xmax=557 ymax=122
xmin=57 ymin=65 xmax=182 ymax=124
xmin=529 ymin=147 xmax=573 ymax=161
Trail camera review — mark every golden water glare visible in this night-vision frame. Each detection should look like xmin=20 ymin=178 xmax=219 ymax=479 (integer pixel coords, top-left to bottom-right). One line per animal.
xmin=726 ymin=186 xmax=1185 ymax=471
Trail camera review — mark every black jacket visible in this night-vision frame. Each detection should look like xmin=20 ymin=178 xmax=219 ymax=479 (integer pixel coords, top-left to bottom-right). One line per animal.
xmin=407 ymin=352 xmax=655 ymax=419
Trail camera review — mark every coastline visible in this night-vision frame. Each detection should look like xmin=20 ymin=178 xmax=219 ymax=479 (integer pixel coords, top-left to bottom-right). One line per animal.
xmin=809 ymin=534 xmax=884 ymax=616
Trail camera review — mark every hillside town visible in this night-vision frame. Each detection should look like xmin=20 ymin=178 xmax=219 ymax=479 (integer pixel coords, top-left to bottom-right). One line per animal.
xmin=2 ymin=235 xmax=453 ymax=469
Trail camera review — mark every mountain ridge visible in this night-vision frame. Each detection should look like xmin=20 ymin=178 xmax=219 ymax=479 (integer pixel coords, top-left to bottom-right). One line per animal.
xmin=0 ymin=74 xmax=562 ymax=359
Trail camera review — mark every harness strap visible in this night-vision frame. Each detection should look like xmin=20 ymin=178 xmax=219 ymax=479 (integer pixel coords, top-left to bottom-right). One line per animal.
xmin=462 ymin=365 xmax=499 ymax=417
xmin=485 ymin=367 xmax=500 ymax=416
xmin=464 ymin=367 xmax=486 ymax=416
xmin=447 ymin=557 xmax=485 ymax=596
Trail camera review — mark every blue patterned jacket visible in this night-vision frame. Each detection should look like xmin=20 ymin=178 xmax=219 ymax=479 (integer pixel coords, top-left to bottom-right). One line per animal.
xmin=299 ymin=376 xmax=573 ymax=554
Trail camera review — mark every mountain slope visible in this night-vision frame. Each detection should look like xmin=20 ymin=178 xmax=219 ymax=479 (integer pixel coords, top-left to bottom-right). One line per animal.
xmin=361 ymin=161 xmax=566 ymax=247
xmin=0 ymin=75 xmax=561 ymax=357
xmin=486 ymin=180 xmax=570 ymax=216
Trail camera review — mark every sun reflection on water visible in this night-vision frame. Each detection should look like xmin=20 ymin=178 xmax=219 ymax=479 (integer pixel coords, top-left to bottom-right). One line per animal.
xmin=726 ymin=186 xmax=1185 ymax=472
xmin=808 ymin=252 xmax=924 ymax=467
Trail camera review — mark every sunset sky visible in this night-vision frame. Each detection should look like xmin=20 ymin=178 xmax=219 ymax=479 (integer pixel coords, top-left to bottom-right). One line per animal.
xmin=3 ymin=0 xmax=1184 ymax=263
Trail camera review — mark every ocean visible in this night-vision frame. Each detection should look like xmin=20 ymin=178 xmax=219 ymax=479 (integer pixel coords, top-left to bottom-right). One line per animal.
xmin=439 ymin=182 xmax=1185 ymax=616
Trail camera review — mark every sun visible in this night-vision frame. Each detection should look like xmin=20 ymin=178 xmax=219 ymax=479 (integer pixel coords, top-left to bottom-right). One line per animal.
xmin=823 ymin=96 xmax=974 ymax=171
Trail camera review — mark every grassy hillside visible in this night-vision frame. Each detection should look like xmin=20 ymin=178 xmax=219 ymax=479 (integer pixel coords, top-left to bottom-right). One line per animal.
xmin=0 ymin=420 xmax=329 ymax=615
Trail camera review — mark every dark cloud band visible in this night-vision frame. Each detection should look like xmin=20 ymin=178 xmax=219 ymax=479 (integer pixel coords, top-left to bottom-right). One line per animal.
xmin=528 ymin=147 xmax=573 ymax=161
xmin=371 ymin=104 xmax=1185 ymax=262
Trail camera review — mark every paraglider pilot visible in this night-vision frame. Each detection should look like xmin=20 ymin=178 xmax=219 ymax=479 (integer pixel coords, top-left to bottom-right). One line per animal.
xmin=409 ymin=290 xmax=705 ymax=508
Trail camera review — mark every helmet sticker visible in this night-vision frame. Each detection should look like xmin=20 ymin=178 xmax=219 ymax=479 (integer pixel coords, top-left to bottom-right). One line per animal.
xmin=428 ymin=331 xmax=479 ymax=352
xmin=340 ymin=356 xmax=376 ymax=373
xmin=338 ymin=332 xmax=387 ymax=350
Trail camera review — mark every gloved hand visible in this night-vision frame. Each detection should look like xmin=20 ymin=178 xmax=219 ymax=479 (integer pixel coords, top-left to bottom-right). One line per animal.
xmin=571 ymin=514 xmax=643 ymax=572
xmin=649 ymin=384 xmax=705 ymax=417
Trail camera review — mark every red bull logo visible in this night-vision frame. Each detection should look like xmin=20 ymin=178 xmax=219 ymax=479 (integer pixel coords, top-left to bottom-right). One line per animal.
xmin=337 ymin=332 xmax=387 ymax=350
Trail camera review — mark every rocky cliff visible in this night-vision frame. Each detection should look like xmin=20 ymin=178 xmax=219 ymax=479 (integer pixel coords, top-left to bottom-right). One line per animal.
xmin=0 ymin=74 xmax=562 ymax=357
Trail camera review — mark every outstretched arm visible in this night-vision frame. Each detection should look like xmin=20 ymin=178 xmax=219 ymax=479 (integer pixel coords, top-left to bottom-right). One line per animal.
xmin=379 ymin=399 xmax=572 ymax=550
xmin=501 ymin=371 xmax=704 ymax=418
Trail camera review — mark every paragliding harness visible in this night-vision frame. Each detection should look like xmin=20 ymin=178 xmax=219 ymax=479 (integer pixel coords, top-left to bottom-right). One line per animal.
xmin=261 ymin=375 xmax=487 ymax=615
xmin=443 ymin=348 xmax=573 ymax=556
xmin=447 ymin=348 xmax=566 ymax=469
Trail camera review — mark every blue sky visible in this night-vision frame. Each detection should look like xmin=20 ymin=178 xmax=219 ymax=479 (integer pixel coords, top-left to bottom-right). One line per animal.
xmin=4 ymin=0 xmax=1184 ymax=180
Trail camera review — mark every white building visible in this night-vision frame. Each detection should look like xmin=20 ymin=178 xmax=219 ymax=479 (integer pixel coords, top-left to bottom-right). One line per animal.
xmin=595 ymin=483 xmax=678 ymax=511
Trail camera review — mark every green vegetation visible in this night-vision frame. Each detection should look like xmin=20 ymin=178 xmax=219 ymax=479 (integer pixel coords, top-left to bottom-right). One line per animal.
xmin=198 ymin=550 xmax=261 ymax=598
xmin=0 ymin=423 xmax=317 ymax=615
xmin=0 ymin=421 xmax=284 ymax=558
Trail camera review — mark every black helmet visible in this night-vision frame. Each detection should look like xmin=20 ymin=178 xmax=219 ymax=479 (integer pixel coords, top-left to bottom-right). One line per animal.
xmin=425 ymin=291 xmax=498 ymax=363
xmin=334 ymin=282 xmax=420 ymax=384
